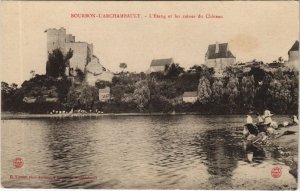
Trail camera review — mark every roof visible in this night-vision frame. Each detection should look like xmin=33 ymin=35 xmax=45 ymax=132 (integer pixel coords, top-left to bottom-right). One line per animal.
xmin=206 ymin=43 xmax=235 ymax=59
xmin=289 ymin=41 xmax=299 ymax=52
xmin=99 ymin=87 xmax=110 ymax=93
xmin=150 ymin=58 xmax=174 ymax=67
xmin=183 ymin=91 xmax=198 ymax=97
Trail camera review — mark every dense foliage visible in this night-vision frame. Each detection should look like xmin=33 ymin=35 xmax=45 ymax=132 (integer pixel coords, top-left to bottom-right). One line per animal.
xmin=1 ymin=75 xmax=72 ymax=113
xmin=46 ymin=48 xmax=73 ymax=77
xmin=1 ymin=62 xmax=298 ymax=114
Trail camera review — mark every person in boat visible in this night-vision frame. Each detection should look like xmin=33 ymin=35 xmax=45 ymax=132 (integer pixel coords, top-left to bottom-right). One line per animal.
xmin=262 ymin=110 xmax=278 ymax=135
xmin=256 ymin=112 xmax=264 ymax=125
xmin=292 ymin=115 xmax=299 ymax=125
xmin=253 ymin=113 xmax=268 ymax=141
xmin=263 ymin=110 xmax=272 ymax=124
xmin=243 ymin=115 xmax=259 ymax=140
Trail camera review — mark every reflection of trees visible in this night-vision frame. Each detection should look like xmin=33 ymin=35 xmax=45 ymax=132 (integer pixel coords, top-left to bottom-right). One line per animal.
xmin=44 ymin=119 xmax=96 ymax=188
xmin=193 ymin=128 xmax=243 ymax=188
xmin=243 ymin=142 xmax=266 ymax=164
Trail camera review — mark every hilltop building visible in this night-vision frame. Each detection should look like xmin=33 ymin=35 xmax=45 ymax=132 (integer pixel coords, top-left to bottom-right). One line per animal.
xmin=46 ymin=27 xmax=93 ymax=71
xmin=150 ymin=58 xmax=174 ymax=73
xmin=285 ymin=41 xmax=299 ymax=70
xmin=204 ymin=42 xmax=236 ymax=76
xmin=45 ymin=27 xmax=113 ymax=85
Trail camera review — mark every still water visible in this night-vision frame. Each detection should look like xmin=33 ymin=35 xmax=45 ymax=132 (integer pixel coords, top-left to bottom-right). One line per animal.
xmin=1 ymin=115 xmax=297 ymax=189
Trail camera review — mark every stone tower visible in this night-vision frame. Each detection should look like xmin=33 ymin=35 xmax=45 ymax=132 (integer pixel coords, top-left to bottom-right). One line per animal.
xmin=45 ymin=27 xmax=92 ymax=72
xmin=46 ymin=27 xmax=67 ymax=54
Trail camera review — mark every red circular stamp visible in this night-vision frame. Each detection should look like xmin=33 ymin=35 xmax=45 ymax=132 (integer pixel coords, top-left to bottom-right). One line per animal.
xmin=271 ymin=166 xmax=282 ymax=178
xmin=13 ymin=157 xmax=24 ymax=168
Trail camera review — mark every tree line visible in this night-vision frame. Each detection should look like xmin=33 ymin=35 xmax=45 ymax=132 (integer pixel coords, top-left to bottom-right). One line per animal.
xmin=1 ymin=49 xmax=298 ymax=114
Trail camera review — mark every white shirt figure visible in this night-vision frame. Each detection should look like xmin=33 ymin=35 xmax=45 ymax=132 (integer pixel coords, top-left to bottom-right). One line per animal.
xmin=257 ymin=116 xmax=263 ymax=124
xmin=264 ymin=116 xmax=272 ymax=125
xmin=263 ymin=110 xmax=273 ymax=125
xmin=293 ymin=115 xmax=299 ymax=125
xmin=246 ymin=115 xmax=253 ymax=124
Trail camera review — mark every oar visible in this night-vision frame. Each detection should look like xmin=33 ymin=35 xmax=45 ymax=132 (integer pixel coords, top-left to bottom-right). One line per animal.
xmin=275 ymin=130 xmax=296 ymax=139
xmin=252 ymin=136 xmax=263 ymax=144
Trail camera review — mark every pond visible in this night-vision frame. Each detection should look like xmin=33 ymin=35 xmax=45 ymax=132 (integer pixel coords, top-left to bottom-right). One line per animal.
xmin=1 ymin=115 xmax=297 ymax=189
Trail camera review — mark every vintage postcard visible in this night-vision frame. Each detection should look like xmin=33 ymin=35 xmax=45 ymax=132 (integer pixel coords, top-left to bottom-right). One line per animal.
xmin=1 ymin=1 xmax=299 ymax=190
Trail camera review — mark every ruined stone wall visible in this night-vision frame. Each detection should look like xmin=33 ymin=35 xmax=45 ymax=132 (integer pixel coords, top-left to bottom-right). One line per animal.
xmin=87 ymin=44 xmax=93 ymax=62
xmin=85 ymin=57 xmax=114 ymax=86
xmin=46 ymin=28 xmax=113 ymax=80
xmin=46 ymin=27 xmax=66 ymax=54
xmin=65 ymin=42 xmax=88 ymax=71
xmin=65 ymin=34 xmax=75 ymax=43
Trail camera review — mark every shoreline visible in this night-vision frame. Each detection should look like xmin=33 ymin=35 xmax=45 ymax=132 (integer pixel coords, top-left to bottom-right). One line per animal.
xmin=0 ymin=112 xmax=248 ymax=120
xmin=1 ymin=112 xmax=294 ymax=120
xmin=0 ymin=112 xmax=204 ymax=120
xmin=253 ymin=125 xmax=298 ymax=179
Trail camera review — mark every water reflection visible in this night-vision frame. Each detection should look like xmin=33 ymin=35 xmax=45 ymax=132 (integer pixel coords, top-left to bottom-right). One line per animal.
xmin=1 ymin=116 xmax=297 ymax=189
xmin=146 ymin=116 xmax=202 ymax=188
xmin=43 ymin=119 xmax=97 ymax=188
xmin=243 ymin=142 xmax=266 ymax=164
xmin=193 ymin=128 xmax=244 ymax=188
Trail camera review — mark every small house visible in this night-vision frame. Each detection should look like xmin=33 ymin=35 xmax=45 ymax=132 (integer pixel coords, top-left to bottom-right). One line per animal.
xmin=183 ymin=91 xmax=198 ymax=103
xmin=150 ymin=58 xmax=174 ymax=73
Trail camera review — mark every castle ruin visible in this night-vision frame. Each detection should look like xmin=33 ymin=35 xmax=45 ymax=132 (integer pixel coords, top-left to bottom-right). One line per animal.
xmin=45 ymin=27 xmax=113 ymax=85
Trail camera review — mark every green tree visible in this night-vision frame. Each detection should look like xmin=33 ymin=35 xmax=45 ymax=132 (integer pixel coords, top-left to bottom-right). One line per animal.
xmin=289 ymin=71 xmax=299 ymax=113
xmin=95 ymin=80 xmax=111 ymax=89
xmin=223 ymin=66 xmax=243 ymax=78
xmin=66 ymin=84 xmax=98 ymax=110
xmin=79 ymin=85 xmax=98 ymax=109
xmin=240 ymin=75 xmax=256 ymax=110
xmin=211 ymin=79 xmax=224 ymax=104
xmin=197 ymin=76 xmax=212 ymax=104
xmin=75 ymin=68 xmax=85 ymax=82
xmin=46 ymin=48 xmax=73 ymax=77
xmin=132 ymin=80 xmax=150 ymax=111
xmin=267 ymin=78 xmax=292 ymax=113
xmin=165 ymin=63 xmax=184 ymax=79
xmin=30 ymin=70 xmax=36 ymax=79
xmin=190 ymin=64 xmax=215 ymax=79
xmin=1 ymin=82 xmax=19 ymax=110
xmin=1 ymin=82 xmax=17 ymax=96
xmin=225 ymin=77 xmax=240 ymax=112
xmin=119 ymin=63 xmax=127 ymax=72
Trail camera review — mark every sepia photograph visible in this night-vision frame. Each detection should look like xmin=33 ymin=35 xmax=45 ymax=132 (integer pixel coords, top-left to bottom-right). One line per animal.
xmin=1 ymin=1 xmax=299 ymax=190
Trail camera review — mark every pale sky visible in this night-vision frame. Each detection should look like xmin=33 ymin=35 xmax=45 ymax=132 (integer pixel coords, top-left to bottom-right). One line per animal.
xmin=1 ymin=1 xmax=299 ymax=85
